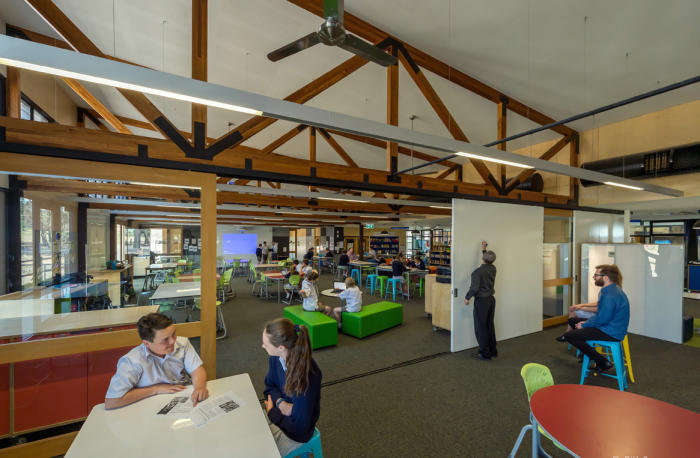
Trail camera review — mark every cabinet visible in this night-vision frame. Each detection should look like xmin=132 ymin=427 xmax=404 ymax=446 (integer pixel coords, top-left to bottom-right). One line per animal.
xmin=425 ymin=274 xmax=451 ymax=331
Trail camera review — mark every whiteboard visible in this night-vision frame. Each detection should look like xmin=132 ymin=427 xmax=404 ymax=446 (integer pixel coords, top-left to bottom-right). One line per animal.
xmin=451 ymin=199 xmax=543 ymax=352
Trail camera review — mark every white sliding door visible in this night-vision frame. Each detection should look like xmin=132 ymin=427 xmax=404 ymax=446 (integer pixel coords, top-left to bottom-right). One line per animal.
xmin=451 ymin=199 xmax=544 ymax=352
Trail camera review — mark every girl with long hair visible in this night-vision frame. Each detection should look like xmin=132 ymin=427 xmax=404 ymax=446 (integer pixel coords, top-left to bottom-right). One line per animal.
xmin=262 ymin=318 xmax=322 ymax=456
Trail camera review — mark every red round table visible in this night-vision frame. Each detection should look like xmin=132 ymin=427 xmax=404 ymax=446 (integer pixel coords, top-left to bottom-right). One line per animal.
xmin=530 ymin=384 xmax=700 ymax=457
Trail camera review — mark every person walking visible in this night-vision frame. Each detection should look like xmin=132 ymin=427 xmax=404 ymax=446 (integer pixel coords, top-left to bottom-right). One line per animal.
xmin=256 ymin=244 xmax=263 ymax=263
xmin=262 ymin=241 xmax=269 ymax=264
xmin=464 ymin=241 xmax=497 ymax=361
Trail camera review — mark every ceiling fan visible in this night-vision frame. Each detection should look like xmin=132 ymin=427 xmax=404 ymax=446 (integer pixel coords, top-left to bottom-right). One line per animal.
xmin=267 ymin=0 xmax=397 ymax=67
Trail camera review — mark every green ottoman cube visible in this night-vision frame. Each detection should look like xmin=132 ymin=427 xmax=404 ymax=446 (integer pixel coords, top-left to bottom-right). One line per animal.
xmin=342 ymin=301 xmax=403 ymax=339
xmin=283 ymin=306 xmax=338 ymax=349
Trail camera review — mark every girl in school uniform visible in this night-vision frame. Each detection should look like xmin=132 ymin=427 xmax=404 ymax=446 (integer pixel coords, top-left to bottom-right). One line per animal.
xmin=333 ymin=276 xmax=362 ymax=328
xmin=262 ymin=318 xmax=322 ymax=456
xmin=300 ymin=270 xmax=331 ymax=316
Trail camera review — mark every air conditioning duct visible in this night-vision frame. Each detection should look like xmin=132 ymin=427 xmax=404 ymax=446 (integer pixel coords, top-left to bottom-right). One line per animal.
xmin=580 ymin=143 xmax=700 ymax=187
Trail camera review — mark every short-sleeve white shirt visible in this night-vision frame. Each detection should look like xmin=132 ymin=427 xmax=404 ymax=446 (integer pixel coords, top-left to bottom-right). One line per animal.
xmin=339 ymin=286 xmax=362 ymax=312
xmin=105 ymin=336 xmax=203 ymax=399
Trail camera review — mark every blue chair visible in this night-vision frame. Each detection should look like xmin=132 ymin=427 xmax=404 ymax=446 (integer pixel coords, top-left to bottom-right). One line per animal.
xmin=365 ymin=273 xmax=378 ymax=295
xmin=579 ymin=340 xmax=628 ymax=391
xmin=350 ymin=268 xmax=361 ymax=285
xmin=283 ymin=427 xmax=323 ymax=458
xmin=384 ymin=277 xmax=402 ymax=301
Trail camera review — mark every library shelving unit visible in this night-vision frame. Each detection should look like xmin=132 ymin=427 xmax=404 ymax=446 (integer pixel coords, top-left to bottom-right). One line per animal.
xmin=429 ymin=228 xmax=451 ymax=267
xmin=370 ymin=234 xmax=400 ymax=256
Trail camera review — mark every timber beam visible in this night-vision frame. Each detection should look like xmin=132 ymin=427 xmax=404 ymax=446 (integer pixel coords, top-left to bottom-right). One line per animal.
xmin=0 ymin=116 xmax=570 ymax=207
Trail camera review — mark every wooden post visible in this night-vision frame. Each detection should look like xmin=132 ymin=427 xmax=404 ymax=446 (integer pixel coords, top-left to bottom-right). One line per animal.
xmin=199 ymin=173 xmax=217 ymax=379
xmin=6 ymin=67 xmax=20 ymax=118
xmin=497 ymin=97 xmax=508 ymax=189
xmin=192 ymin=0 xmax=208 ymax=138
xmin=359 ymin=223 xmax=364 ymax=260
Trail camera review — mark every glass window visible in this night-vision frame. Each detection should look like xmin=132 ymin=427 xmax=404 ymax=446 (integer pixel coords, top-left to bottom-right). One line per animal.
xmin=20 ymin=197 xmax=33 ymax=289
xmin=87 ymin=210 xmax=108 ymax=269
xmin=38 ymin=208 xmax=53 ymax=285
xmin=20 ymin=99 xmax=32 ymax=120
xmin=150 ymin=228 xmax=164 ymax=254
xmin=60 ymin=207 xmax=72 ymax=278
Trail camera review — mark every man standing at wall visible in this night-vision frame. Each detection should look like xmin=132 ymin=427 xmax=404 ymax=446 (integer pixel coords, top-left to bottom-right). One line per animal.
xmin=557 ymin=264 xmax=630 ymax=373
xmin=262 ymin=241 xmax=269 ymax=264
xmin=465 ymin=241 xmax=497 ymax=361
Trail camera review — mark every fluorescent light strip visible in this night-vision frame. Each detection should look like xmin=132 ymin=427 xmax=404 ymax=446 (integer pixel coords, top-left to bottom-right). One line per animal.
xmin=456 ymin=152 xmax=533 ymax=169
xmin=429 ymin=205 xmax=452 ymax=209
xmin=0 ymin=57 xmax=262 ymax=117
xmin=129 ymin=181 xmax=200 ymax=190
xmin=317 ymin=197 xmax=369 ymax=203
xmin=604 ymin=181 xmax=644 ymax=191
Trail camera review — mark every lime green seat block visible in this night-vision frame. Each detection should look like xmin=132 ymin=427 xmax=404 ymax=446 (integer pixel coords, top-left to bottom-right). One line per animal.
xmin=283 ymin=306 xmax=337 ymax=349
xmin=342 ymin=301 xmax=403 ymax=339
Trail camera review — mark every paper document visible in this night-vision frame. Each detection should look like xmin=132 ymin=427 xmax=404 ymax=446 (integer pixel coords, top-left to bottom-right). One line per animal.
xmin=157 ymin=396 xmax=193 ymax=415
xmin=190 ymin=391 xmax=244 ymax=427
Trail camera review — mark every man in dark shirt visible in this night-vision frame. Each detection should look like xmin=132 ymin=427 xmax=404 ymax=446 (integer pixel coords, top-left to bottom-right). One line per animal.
xmin=391 ymin=254 xmax=408 ymax=295
xmin=465 ymin=241 xmax=497 ymax=361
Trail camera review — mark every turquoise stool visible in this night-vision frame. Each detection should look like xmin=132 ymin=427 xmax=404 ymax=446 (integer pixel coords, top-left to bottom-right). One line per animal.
xmin=350 ymin=268 xmax=361 ymax=284
xmin=580 ymin=340 xmax=628 ymax=391
xmin=283 ymin=427 xmax=323 ymax=458
xmin=384 ymin=277 xmax=402 ymax=301
xmin=375 ymin=276 xmax=387 ymax=297
xmin=364 ymin=274 xmax=378 ymax=295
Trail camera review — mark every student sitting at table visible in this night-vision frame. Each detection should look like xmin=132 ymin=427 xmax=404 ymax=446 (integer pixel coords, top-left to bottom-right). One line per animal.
xmin=325 ymin=249 xmax=334 ymax=258
xmin=332 ymin=277 xmax=362 ymax=328
xmin=104 ymin=313 xmax=209 ymax=409
xmin=262 ymin=318 xmax=322 ymax=456
xmin=300 ymin=270 xmax=331 ymax=315
xmin=408 ymin=254 xmax=425 ymax=270
xmin=338 ymin=250 xmax=350 ymax=268
xmin=303 ymin=248 xmax=315 ymax=261
xmin=347 ymin=247 xmax=357 ymax=262
xmin=392 ymin=254 xmax=409 ymax=296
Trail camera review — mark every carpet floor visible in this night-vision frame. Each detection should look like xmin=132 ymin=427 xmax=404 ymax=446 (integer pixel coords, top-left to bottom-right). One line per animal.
xmin=188 ymin=274 xmax=700 ymax=457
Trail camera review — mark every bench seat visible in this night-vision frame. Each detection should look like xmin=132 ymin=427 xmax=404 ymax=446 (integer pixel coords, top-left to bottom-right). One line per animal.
xmin=283 ymin=306 xmax=337 ymax=349
xmin=342 ymin=301 xmax=403 ymax=339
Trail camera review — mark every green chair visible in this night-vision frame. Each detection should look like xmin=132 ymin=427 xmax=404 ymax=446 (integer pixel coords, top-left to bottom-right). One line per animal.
xmin=284 ymin=306 xmax=337 ymax=349
xmin=509 ymin=363 xmax=565 ymax=457
xmin=217 ymin=269 xmax=234 ymax=302
xmin=282 ymin=274 xmax=302 ymax=305
xmin=374 ymin=275 xmax=388 ymax=297
xmin=193 ymin=268 xmax=202 ymax=274
xmin=341 ymin=301 xmax=403 ymax=338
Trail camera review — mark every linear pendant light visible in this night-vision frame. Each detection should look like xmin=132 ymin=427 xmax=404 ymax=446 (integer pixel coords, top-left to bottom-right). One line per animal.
xmin=0 ymin=35 xmax=682 ymax=198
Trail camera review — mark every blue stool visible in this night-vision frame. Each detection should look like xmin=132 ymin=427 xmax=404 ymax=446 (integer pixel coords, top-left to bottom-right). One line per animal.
xmin=384 ymin=277 xmax=402 ymax=301
xmin=350 ymin=268 xmax=361 ymax=285
xmin=579 ymin=340 xmax=628 ymax=391
xmin=284 ymin=427 xmax=323 ymax=458
xmin=364 ymin=274 xmax=378 ymax=295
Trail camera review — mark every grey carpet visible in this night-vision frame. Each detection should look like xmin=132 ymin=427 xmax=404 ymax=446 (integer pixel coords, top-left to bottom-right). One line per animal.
xmin=189 ymin=273 xmax=700 ymax=457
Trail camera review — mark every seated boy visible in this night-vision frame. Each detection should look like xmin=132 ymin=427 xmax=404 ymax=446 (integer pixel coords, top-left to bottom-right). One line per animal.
xmin=104 ymin=312 xmax=209 ymax=409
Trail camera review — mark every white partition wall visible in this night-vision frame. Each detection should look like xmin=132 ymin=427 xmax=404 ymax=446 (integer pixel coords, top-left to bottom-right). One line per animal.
xmin=582 ymin=243 xmax=683 ymax=343
xmin=451 ymin=199 xmax=543 ymax=352
xmin=573 ymin=211 xmax=625 ymax=304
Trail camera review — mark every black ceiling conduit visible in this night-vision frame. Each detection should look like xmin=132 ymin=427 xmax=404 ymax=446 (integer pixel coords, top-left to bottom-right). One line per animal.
xmin=580 ymin=143 xmax=700 ymax=187
xmin=393 ymin=74 xmax=700 ymax=176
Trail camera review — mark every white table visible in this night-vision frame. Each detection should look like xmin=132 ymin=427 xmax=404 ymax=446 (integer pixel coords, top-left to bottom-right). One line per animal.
xmin=66 ymin=374 xmax=279 ymax=458
xmin=150 ymin=283 xmax=201 ymax=301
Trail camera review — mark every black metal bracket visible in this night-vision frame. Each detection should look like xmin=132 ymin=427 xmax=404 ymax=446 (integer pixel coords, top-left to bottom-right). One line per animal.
xmin=154 ymin=116 xmax=243 ymax=160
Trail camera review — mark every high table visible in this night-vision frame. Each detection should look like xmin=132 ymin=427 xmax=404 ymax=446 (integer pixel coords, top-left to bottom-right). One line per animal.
xmin=525 ymin=384 xmax=700 ymax=457
xmin=145 ymin=263 xmax=179 ymax=273
xmin=255 ymin=263 xmax=282 ymax=271
xmin=349 ymin=261 xmax=377 ymax=285
xmin=65 ymin=373 xmax=279 ymax=458
xmin=375 ymin=266 xmax=428 ymax=299
xmin=178 ymin=273 xmax=220 ymax=282
xmin=261 ymin=271 xmax=286 ymax=303
xmin=89 ymin=264 xmax=132 ymax=307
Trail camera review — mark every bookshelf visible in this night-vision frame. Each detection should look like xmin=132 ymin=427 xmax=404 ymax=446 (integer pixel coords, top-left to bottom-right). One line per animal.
xmin=429 ymin=228 xmax=451 ymax=267
xmin=370 ymin=234 xmax=400 ymax=256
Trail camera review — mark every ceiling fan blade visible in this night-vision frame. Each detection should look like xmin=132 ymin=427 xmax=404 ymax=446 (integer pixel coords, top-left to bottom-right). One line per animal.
xmin=338 ymin=33 xmax=397 ymax=67
xmin=267 ymin=32 xmax=320 ymax=62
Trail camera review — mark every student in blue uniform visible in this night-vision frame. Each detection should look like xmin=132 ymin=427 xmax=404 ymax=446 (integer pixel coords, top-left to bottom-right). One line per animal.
xmin=262 ymin=318 xmax=322 ymax=456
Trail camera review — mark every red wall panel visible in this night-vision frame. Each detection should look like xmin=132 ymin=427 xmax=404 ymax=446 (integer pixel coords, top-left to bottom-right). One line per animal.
xmin=87 ymin=346 xmax=132 ymax=410
xmin=14 ymin=354 xmax=88 ymax=432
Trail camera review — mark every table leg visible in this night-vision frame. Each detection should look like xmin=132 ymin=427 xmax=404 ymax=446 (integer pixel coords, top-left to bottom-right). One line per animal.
xmin=277 ymin=280 xmax=281 ymax=304
xmin=530 ymin=413 xmax=540 ymax=458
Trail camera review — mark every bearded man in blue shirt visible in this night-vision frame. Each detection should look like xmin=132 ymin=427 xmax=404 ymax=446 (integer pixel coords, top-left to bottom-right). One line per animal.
xmin=557 ymin=264 xmax=630 ymax=373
